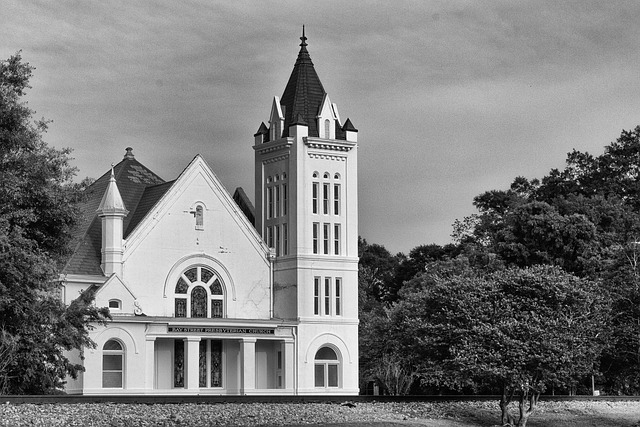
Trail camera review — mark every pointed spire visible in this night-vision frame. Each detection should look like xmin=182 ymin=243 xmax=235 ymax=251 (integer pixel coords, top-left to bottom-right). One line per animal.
xmin=300 ymin=25 xmax=307 ymax=48
xmin=97 ymin=166 xmax=128 ymax=216
xmin=281 ymin=27 xmax=325 ymax=137
xmin=295 ymin=25 xmax=312 ymax=66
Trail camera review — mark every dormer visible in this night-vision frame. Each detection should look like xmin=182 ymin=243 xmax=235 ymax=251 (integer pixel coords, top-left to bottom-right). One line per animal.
xmin=269 ymin=96 xmax=285 ymax=141
xmin=317 ymin=94 xmax=336 ymax=139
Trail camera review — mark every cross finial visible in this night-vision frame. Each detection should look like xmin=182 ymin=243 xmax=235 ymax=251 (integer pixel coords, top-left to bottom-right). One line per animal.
xmin=300 ymin=25 xmax=307 ymax=48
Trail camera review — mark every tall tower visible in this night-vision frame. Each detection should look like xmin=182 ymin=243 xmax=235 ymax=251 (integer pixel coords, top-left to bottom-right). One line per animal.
xmin=253 ymin=28 xmax=359 ymax=394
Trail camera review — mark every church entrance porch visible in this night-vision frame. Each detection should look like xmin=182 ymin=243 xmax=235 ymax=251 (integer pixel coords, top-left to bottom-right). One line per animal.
xmin=150 ymin=332 xmax=295 ymax=395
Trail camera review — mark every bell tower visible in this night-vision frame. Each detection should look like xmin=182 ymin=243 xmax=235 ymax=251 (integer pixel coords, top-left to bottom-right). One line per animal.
xmin=253 ymin=28 xmax=359 ymax=394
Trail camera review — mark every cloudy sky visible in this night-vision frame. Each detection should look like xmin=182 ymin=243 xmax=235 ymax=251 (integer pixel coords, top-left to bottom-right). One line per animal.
xmin=2 ymin=1 xmax=640 ymax=254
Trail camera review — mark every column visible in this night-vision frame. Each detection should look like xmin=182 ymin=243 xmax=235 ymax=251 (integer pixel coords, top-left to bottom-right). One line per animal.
xmin=185 ymin=337 xmax=201 ymax=390
xmin=283 ymin=339 xmax=295 ymax=391
xmin=144 ymin=337 xmax=156 ymax=390
xmin=240 ymin=338 xmax=256 ymax=393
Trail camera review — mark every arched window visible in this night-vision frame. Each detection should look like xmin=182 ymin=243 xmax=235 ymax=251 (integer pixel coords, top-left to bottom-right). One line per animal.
xmin=191 ymin=286 xmax=207 ymax=317
xmin=174 ymin=267 xmax=225 ymax=318
xmin=314 ymin=346 xmax=340 ymax=388
xmin=108 ymin=299 xmax=121 ymax=310
xmin=324 ymin=119 xmax=331 ymax=138
xmin=195 ymin=205 xmax=204 ymax=230
xmin=103 ymin=340 xmax=124 ymax=388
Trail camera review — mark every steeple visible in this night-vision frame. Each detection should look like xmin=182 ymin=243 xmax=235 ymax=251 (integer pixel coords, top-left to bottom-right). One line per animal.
xmin=280 ymin=27 xmax=326 ymax=138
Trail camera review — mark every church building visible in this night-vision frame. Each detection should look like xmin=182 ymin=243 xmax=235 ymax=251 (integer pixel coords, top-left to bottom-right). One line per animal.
xmin=60 ymin=30 xmax=359 ymax=395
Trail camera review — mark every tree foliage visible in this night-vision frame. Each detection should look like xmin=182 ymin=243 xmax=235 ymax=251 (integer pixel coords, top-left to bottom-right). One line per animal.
xmin=389 ymin=265 xmax=608 ymax=426
xmin=0 ymin=53 xmax=109 ymax=394
xmin=451 ymin=126 xmax=640 ymax=394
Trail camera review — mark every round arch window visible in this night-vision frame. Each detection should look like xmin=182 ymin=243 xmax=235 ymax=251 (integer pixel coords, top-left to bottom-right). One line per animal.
xmin=103 ymin=339 xmax=124 ymax=388
xmin=174 ymin=266 xmax=225 ymax=318
xmin=314 ymin=346 xmax=340 ymax=388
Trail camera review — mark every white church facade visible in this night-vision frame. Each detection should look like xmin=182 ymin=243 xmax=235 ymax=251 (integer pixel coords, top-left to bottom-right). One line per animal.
xmin=60 ymin=31 xmax=359 ymax=395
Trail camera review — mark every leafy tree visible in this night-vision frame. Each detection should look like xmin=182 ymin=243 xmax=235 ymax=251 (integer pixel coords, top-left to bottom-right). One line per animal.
xmin=453 ymin=127 xmax=640 ymax=394
xmin=389 ymin=265 xmax=608 ymax=426
xmin=0 ymin=53 xmax=109 ymax=394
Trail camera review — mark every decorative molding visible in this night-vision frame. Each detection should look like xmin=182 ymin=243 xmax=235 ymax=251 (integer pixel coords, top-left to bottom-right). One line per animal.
xmin=253 ymin=138 xmax=293 ymax=154
xmin=304 ymin=137 xmax=356 ymax=153
xmin=308 ymin=153 xmax=346 ymax=161
xmin=263 ymin=154 xmax=290 ymax=165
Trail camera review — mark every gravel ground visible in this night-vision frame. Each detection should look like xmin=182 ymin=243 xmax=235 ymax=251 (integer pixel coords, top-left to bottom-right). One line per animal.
xmin=1 ymin=400 xmax=639 ymax=426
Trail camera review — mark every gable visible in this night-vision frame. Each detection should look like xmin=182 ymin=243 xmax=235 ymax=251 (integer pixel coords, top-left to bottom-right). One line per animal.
xmin=94 ymin=274 xmax=138 ymax=315
xmin=123 ymin=155 xmax=269 ymax=263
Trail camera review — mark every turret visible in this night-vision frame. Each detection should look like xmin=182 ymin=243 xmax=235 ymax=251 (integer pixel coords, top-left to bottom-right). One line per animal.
xmin=97 ymin=166 xmax=129 ymax=276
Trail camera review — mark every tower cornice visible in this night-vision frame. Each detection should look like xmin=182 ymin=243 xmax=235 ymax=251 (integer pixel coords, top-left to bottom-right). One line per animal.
xmin=304 ymin=137 xmax=356 ymax=152
xmin=253 ymin=137 xmax=294 ymax=154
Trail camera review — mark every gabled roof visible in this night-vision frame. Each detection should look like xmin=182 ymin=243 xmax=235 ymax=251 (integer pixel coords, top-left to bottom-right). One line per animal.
xmin=280 ymin=28 xmax=326 ymax=138
xmin=63 ymin=148 xmax=167 ymax=276
xmin=64 ymin=149 xmax=260 ymax=277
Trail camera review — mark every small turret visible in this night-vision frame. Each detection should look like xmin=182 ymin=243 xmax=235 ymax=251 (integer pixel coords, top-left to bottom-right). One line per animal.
xmin=97 ymin=166 xmax=129 ymax=276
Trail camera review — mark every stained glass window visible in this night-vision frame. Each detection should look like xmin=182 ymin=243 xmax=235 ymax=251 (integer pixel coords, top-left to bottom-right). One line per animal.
xmin=209 ymin=278 xmax=223 ymax=295
xmin=174 ymin=340 xmax=184 ymax=388
xmin=199 ymin=340 xmax=207 ymax=387
xmin=191 ymin=286 xmax=207 ymax=318
xmin=175 ymin=298 xmax=186 ymax=318
xmin=201 ymin=268 xmax=214 ymax=284
xmin=211 ymin=300 xmax=222 ymax=318
xmin=211 ymin=340 xmax=222 ymax=387
xmin=175 ymin=267 xmax=225 ymax=319
xmin=184 ymin=268 xmax=198 ymax=283
xmin=175 ymin=278 xmax=188 ymax=294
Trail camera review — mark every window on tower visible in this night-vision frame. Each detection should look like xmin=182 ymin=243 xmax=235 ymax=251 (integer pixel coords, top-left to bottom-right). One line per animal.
xmin=324 ymin=277 xmax=331 ymax=315
xmin=314 ymin=277 xmax=320 ymax=315
xmin=313 ymin=222 xmax=319 ymax=254
xmin=312 ymin=182 xmax=319 ymax=214
xmin=283 ymin=183 xmax=288 ymax=216
xmin=267 ymin=187 xmax=273 ymax=219
xmin=283 ymin=223 xmax=288 ymax=256
xmin=323 ymin=223 xmax=330 ymax=255
xmin=335 ymin=278 xmax=342 ymax=316
xmin=323 ymin=183 xmax=329 ymax=215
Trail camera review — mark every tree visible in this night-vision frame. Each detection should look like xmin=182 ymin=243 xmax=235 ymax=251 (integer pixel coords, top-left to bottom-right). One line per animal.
xmin=389 ymin=265 xmax=608 ymax=427
xmin=0 ymin=53 xmax=109 ymax=394
xmin=455 ymin=126 xmax=640 ymax=394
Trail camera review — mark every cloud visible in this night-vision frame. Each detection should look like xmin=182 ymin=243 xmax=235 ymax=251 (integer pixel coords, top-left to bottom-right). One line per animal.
xmin=2 ymin=0 xmax=640 ymax=253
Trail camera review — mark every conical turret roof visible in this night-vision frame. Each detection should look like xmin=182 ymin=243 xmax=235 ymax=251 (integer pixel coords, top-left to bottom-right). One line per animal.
xmin=280 ymin=27 xmax=326 ymax=138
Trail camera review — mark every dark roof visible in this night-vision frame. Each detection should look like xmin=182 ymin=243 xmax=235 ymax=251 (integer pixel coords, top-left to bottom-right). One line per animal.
xmin=233 ymin=187 xmax=255 ymax=226
xmin=280 ymin=30 xmax=326 ymax=138
xmin=125 ymin=180 xmax=175 ymax=237
xmin=63 ymin=151 xmax=167 ymax=276
xmin=255 ymin=122 xmax=269 ymax=137
xmin=64 ymin=150 xmax=257 ymax=277
xmin=342 ymin=118 xmax=358 ymax=132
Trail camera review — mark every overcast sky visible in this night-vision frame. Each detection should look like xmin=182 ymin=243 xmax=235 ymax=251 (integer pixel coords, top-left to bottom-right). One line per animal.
xmin=3 ymin=1 xmax=640 ymax=254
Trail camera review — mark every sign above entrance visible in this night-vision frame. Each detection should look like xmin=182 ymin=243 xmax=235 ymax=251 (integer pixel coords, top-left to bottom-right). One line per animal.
xmin=168 ymin=326 xmax=275 ymax=335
